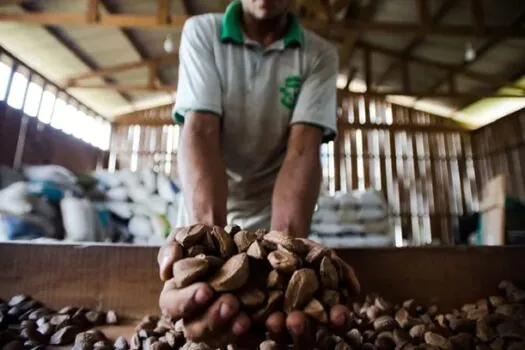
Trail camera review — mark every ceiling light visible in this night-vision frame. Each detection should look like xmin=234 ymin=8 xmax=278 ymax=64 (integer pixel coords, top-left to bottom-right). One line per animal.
xmin=164 ymin=35 xmax=174 ymax=53
xmin=465 ymin=42 xmax=476 ymax=62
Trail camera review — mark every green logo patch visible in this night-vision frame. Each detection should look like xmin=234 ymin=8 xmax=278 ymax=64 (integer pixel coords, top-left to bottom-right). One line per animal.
xmin=279 ymin=76 xmax=302 ymax=110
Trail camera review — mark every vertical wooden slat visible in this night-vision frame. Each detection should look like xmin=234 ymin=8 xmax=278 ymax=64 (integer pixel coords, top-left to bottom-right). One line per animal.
xmin=334 ymin=124 xmax=342 ymax=192
xmin=362 ymin=97 xmax=371 ymax=188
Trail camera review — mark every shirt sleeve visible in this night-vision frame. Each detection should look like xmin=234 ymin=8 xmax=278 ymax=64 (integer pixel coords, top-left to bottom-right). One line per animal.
xmin=173 ymin=17 xmax=223 ymax=124
xmin=290 ymin=46 xmax=339 ymax=143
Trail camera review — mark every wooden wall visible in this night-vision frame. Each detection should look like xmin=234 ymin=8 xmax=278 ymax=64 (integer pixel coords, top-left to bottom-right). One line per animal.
xmin=471 ymin=108 xmax=525 ymax=200
xmin=111 ymin=97 xmax=478 ymax=244
xmin=330 ymin=97 xmax=478 ymax=244
xmin=0 ymin=101 xmax=105 ymax=173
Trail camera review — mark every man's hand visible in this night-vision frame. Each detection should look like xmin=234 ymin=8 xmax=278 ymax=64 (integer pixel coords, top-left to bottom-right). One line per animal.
xmin=158 ymin=232 xmax=252 ymax=347
xmin=159 ymin=233 xmax=359 ymax=349
xmin=265 ymin=238 xmax=360 ymax=349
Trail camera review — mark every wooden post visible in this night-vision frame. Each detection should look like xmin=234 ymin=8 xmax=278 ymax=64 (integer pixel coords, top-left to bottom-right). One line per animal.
xmin=157 ymin=0 xmax=170 ymax=24
xmin=469 ymin=0 xmax=485 ymax=34
xmin=416 ymin=0 xmax=430 ymax=29
xmin=86 ymin=0 xmax=99 ymax=23
xmin=364 ymin=48 xmax=372 ymax=92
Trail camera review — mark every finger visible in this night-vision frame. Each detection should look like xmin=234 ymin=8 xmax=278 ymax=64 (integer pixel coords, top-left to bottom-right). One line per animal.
xmin=231 ymin=312 xmax=251 ymax=336
xmin=332 ymin=255 xmax=361 ymax=295
xmin=266 ymin=311 xmax=287 ymax=342
xmin=329 ymin=305 xmax=350 ymax=333
xmin=157 ymin=240 xmax=184 ymax=281
xmin=159 ymin=282 xmax=213 ymax=320
xmin=183 ymin=293 xmax=240 ymax=341
xmin=286 ymin=311 xmax=314 ymax=350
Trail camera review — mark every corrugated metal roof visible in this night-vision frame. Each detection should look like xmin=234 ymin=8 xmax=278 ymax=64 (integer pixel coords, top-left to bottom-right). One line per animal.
xmin=1 ymin=0 xmax=524 ymax=126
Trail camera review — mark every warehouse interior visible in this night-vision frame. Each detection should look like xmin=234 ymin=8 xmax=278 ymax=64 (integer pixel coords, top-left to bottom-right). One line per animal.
xmin=1 ymin=1 xmax=525 ymax=348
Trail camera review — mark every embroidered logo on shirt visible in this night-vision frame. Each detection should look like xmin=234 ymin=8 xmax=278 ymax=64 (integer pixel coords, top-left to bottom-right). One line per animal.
xmin=279 ymin=76 xmax=302 ymax=110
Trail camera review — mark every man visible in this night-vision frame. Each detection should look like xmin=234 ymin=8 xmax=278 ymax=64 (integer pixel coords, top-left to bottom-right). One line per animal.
xmin=159 ymin=0 xmax=359 ymax=347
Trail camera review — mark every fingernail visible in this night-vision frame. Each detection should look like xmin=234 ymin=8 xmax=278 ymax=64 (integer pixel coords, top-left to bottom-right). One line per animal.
xmin=161 ymin=255 xmax=171 ymax=270
xmin=194 ymin=287 xmax=212 ymax=304
xmin=290 ymin=323 xmax=304 ymax=335
xmin=220 ymin=302 xmax=235 ymax=319
xmin=232 ymin=319 xmax=249 ymax=335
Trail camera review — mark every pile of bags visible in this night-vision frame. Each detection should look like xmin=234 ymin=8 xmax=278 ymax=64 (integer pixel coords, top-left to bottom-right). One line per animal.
xmin=310 ymin=189 xmax=394 ymax=247
xmin=0 ymin=165 xmax=181 ymax=245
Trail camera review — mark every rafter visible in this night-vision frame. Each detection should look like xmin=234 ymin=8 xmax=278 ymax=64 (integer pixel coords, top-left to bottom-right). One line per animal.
xmin=416 ymin=0 xmax=430 ymax=28
xmin=360 ymin=41 xmax=525 ymax=94
xmin=67 ymin=83 xmax=176 ymax=92
xmin=376 ymin=0 xmax=455 ymax=86
xmin=470 ymin=0 xmax=485 ymax=34
xmin=419 ymin=8 xmax=525 ymax=103
xmin=64 ymin=53 xmax=178 ymax=84
xmin=19 ymin=2 xmax=134 ymax=105
xmin=339 ymin=0 xmax=379 ymax=80
xmin=2 ymin=10 xmax=525 ymax=38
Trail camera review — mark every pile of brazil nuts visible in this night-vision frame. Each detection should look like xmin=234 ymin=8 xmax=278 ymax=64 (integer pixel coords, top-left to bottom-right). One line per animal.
xmin=162 ymin=224 xmax=357 ymax=348
xmin=133 ymin=279 xmax=525 ymax=350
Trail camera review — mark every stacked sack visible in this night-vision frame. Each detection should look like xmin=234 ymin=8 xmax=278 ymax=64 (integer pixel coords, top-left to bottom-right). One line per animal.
xmin=311 ymin=189 xmax=394 ymax=247
xmin=0 ymin=165 xmax=181 ymax=245
xmin=95 ymin=168 xmax=181 ymax=245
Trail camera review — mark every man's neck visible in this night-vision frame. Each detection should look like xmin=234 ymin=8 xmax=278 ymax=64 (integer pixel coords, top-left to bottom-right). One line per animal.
xmin=241 ymin=12 xmax=288 ymax=47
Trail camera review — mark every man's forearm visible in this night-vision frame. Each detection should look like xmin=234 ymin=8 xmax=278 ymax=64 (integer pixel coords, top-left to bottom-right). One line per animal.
xmin=178 ymin=114 xmax=227 ymax=227
xmin=271 ymin=142 xmax=322 ymax=238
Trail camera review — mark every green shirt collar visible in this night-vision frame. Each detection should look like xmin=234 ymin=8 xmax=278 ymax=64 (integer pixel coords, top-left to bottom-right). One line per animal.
xmin=220 ymin=0 xmax=303 ymax=47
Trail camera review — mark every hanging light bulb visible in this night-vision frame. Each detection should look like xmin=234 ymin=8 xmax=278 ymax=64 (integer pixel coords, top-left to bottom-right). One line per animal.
xmin=465 ymin=42 xmax=476 ymax=62
xmin=164 ymin=34 xmax=174 ymax=53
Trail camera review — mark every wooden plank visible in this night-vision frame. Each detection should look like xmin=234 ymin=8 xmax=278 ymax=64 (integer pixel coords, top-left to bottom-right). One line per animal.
xmin=339 ymin=121 xmax=469 ymax=133
xmin=2 ymin=243 xmax=525 ymax=314
xmin=334 ymin=127 xmax=342 ymax=192
xmin=362 ymin=97 xmax=371 ymax=188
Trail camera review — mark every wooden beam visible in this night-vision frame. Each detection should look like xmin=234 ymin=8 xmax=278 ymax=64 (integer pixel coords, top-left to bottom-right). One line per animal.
xmin=2 ymin=11 xmax=525 ymax=37
xmin=416 ymin=0 xmax=430 ymax=28
xmin=376 ymin=0 xmax=455 ymax=86
xmin=156 ymin=0 xmax=170 ymax=24
xmin=339 ymin=90 xmax=525 ymax=99
xmin=339 ymin=0 xmax=379 ymax=71
xmin=86 ymin=0 xmax=99 ymax=23
xmin=402 ymin=60 xmax=411 ymax=92
xmin=448 ymin=73 xmax=456 ymax=94
xmin=360 ymin=41 xmax=525 ymax=93
xmin=364 ymin=47 xmax=372 ymax=91
xmin=419 ymin=8 xmax=525 ymax=103
xmin=147 ymin=62 xmax=156 ymax=88
xmin=344 ymin=66 xmax=357 ymax=91
xmin=470 ymin=0 xmax=485 ymax=34
xmin=65 ymin=53 xmax=178 ymax=82
xmin=67 ymin=83 xmax=177 ymax=92
xmin=338 ymin=121 xmax=469 ymax=133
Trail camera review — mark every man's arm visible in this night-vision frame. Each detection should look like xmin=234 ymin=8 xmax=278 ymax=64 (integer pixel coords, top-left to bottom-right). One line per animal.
xmin=271 ymin=124 xmax=324 ymax=238
xmin=178 ymin=112 xmax=228 ymax=227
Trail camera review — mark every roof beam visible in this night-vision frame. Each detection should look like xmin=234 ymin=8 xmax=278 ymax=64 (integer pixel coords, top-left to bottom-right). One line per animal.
xmin=157 ymin=0 xmax=170 ymax=24
xmin=340 ymin=0 xmax=379 ymax=81
xmin=3 ymin=10 xmax=525 ymax=37
xmin=68 ymin=83 xmax=176 ymax=92
xmin=64 ymin=53 xmax=179 ymax=83
xmin=360 ymin=41 xmax=525 ymax=93
xmin=470 ymin=0 xmax=485 ymax=34
xmin=99 ymin=0 xmax=171 ymax=86
xmin=340 ymin=90 xmax=525 ymax=98
xmin=376 ymin=0 xmax=455 ymax=86
xmin=416 ymin=0 xmax=431 ymax=28
xmin=19 ymin=3 xmax=134 ymax=105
